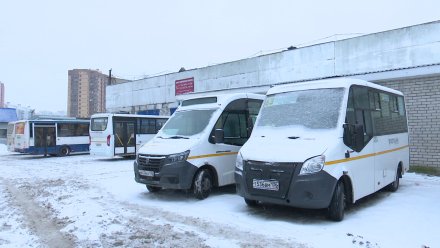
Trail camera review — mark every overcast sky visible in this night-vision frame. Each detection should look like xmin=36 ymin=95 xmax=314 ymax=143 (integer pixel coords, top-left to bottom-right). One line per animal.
xmin=1 ymin=0 xmax=439 ymax=113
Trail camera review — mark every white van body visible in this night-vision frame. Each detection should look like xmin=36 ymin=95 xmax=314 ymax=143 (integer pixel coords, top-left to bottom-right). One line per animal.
xmin=235 ymin=78 xmax=409 ymax=221
xmin=134 ymin=93 xmax=264 ymax=199
xmin=90 ymin=113 xmax=169 ymax=158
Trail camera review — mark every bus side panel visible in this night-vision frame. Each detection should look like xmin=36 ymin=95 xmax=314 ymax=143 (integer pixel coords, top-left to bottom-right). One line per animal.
xmin=325 ymin=139 xmax=376 ymax=202
xmin=373 ymin=133 xmax=409 ymax=190
xmin=56 ymin=136 xmax=90 ymax=153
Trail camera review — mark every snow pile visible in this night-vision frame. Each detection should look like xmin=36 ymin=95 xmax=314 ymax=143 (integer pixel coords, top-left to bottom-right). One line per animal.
xmin=0 ymin=153 xmax=439 ymax=247
xmin=0 ymin=144 xmax=7 ymax=155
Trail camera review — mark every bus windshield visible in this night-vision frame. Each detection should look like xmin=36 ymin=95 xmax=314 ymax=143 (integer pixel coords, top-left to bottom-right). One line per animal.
xmin=160 ymin=109 xmax=216 ymax=137
xmin=257 ymin=88 xmax=345 ymax=130
xmin=91 ymin=117 xmax=108 ymax=131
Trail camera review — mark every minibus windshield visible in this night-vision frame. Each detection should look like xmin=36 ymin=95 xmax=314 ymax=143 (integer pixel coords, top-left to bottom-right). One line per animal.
xmin=257 ymin=88 xmax=344 ymax=129
xmin=160 ymin=109 xmax=217 ymax=137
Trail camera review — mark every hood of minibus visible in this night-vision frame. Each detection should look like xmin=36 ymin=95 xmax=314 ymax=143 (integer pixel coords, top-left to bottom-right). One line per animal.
xmin=240 ymin=128 xmax=339 ymax=163
xmin=138 ymin=136 xmax=200 ymax=155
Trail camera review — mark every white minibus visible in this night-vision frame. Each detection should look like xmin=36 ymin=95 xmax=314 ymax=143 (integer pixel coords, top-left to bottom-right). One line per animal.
xmin=13 ymin=119 xmax=90 ymax=156
xmin=90 ymin=113 xmax=169 ymax=158
xmin=134 ymin=93 xmax=264 ymax=199
xmin=235 ymin=78 xmax=409 ymax=221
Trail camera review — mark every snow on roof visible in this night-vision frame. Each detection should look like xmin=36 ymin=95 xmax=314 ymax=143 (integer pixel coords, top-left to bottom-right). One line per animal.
xmin=268 ymin=78 xmax=403 ymax=96
xmin=0 ymin=108 xmax=18 ymax=122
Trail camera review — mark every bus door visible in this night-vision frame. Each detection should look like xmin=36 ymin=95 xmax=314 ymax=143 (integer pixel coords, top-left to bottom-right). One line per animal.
xmin=114 ymin=120 xmax=136 ymax=155
xmin=34 ymin=124 xmax=56 ymax=156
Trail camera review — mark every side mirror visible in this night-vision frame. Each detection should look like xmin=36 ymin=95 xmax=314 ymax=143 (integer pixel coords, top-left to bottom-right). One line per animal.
xmin=343 ymin=123 xmax=364 ymax=152
xmin=214 ymin=129 xmax=224 ymax=144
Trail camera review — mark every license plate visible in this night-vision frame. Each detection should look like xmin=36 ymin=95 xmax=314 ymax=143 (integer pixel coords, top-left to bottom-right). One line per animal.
xmin=96 ymin=143 xmax=101 ymax=146
xmin=252 ymin=179 xmax=279 ymax=191
xmin=139 ymin=170 xmax=154 ymax=177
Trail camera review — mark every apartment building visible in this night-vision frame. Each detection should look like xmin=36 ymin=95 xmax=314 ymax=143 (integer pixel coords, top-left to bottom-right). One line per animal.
xmin=67 ymin=69 xmax=107 ymax=118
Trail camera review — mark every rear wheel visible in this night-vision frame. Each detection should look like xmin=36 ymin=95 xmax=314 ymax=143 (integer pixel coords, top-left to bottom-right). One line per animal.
xmin=386 ymin=166 xmax=401 ymax=192
xmin=328 ymin=181 xmax=345 ymax=221
xmin=193 ymin=169 xmax=213 ymax=200
xmin=146 ymin=185 xmax=161 ymax=193
xmin=58 ymin=146 xmax=70 ymax=157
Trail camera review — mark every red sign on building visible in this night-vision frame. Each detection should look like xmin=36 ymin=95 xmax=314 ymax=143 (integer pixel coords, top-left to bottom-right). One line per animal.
xmin=175 ymin=77 xmax=194 ymax=95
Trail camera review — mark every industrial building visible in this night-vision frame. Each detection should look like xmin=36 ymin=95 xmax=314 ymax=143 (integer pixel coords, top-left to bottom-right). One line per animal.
xmin=106 ymin=21 xmax=440 ymax=168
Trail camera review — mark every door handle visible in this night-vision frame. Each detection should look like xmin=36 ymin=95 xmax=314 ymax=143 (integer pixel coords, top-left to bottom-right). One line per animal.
xmin=216 ymin=150 xmax=231 ymax=153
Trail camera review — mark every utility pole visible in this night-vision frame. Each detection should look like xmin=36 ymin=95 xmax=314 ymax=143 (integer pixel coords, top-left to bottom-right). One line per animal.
xmin=108 ymin=69 xmax=112 ymax=85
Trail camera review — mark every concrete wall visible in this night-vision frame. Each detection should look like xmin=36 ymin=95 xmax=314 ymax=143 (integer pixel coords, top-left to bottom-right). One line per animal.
xmin=106 ymin=21 xmax=440 ymax=167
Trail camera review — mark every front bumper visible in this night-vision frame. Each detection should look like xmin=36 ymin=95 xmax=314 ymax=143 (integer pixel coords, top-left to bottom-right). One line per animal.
xmin=235 ymin=161 xmax=337 ymax=209
xmin=134 ymin=159 xmax=198 ymax=190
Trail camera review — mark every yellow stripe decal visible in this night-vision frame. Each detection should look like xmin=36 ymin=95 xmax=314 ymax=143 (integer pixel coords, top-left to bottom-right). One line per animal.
xmin=325 ymin=145 xmax=409 ymax=166
xmin=188 ymin=152 xmax=238 ymax=160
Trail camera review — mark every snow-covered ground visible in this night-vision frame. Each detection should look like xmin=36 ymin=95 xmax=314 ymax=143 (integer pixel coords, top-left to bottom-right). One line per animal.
xmin=0 ymin=144 xmax=439 ymax=247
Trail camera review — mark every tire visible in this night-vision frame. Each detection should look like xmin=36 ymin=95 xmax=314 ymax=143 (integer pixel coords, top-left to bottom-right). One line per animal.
xmin=386 ymin=167 xmax=401 ymax=192
xmin=58 ymin=146 xmax=70 ymax=157
xmin=328 ymin=181 xmax=345 ymax=221
xmin=146 ymin=185 xmax=161 ymax=193
xmin=244 ymin=198 xmax=258 ymax=207
xmin=193 ymin=169 xmax=213 ymax=200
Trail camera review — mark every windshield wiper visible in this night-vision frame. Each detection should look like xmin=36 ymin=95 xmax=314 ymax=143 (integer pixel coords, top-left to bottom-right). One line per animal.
xmin=288 ymin=136 xmax=300 ymax=139
xmin=167 ymin=135 xmax=189 ymax=139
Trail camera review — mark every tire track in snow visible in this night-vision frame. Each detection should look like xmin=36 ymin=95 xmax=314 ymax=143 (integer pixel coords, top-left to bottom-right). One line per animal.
xmin=1 ymin=177 xmax=76 ymax=248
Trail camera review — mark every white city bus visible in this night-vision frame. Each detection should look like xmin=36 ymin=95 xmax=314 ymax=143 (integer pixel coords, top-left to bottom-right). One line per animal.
xmin=6 ymin=121 xmax=17 ymax=152
xmin=13 ymin=119 xmax=90 ymax=156
xmin=235 ymin=78 xmax=409 ymax=221
xmin=89 ymin=113 xmax=169 ymax=158
xmin=134 ymin=93 xmax=264 ymax=199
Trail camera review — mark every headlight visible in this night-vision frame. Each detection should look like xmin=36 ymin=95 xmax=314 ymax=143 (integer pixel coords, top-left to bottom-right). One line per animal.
xmin=299 ymin=155 xmax=325 ymax=175
xmin=166 ymin=150 xmax=190 ymax=164
xmin=236 ymin=153 xmax=244 ymax=171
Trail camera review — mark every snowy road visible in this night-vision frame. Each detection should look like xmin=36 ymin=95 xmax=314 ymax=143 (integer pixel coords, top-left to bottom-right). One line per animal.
xmin=0 ymin=150 xmax=439 ymax=247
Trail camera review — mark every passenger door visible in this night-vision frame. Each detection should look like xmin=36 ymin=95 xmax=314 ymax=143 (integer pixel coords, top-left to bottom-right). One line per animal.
xmin=114 ymin=119 xmax=136 ymax=155
xmin=34 ymin=124 xmax=56 ymax=155
xmin=345 ymin=87 xmax=376 ymax=198
xmin=211 ymin=98 xmax=263 ymax=186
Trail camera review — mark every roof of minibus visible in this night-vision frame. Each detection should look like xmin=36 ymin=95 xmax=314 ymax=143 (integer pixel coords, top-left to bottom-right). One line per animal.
xmin=178 ymin=93 xmax=265 ymax=110
xmin=91 ymin=113 xmax=169 ymax=118
xmin=16 ymin=119 xmax=90 ymax=123
xmin=267 ymin=78 xmax=404 ymax=96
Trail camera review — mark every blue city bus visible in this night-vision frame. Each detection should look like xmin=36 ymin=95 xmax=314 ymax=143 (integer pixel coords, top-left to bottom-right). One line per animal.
xmin=13 ymin=119 xmax=90 ymax=156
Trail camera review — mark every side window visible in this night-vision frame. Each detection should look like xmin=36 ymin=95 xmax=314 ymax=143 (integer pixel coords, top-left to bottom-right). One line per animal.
xmin=345 ymin=86 xmax=374 ymax=149
xmin=373 ymin=93 xmax=407 ymax=135
xmin=210 ymin=98 xmax=263 ymax=146
xmin=138 ymin=119 xmax=158 ymax=134
xmin=223 ymin=113 xmax=241 ymax=138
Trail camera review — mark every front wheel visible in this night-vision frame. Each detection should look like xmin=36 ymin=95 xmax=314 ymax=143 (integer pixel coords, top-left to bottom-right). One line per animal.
xmin=244 ymin=198 xmax=258 ymax=207
xmin=146 ymin=185 xmax=161 ymax=193
xmin=193 ymin=169 xmax=213 ymax=200
xmin=328 ymin=181 xmax=345 ymax=221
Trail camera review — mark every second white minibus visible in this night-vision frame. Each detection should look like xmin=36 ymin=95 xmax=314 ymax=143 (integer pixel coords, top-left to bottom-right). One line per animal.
xmin=235 ymin=78 xmax=409 ymax=221
xmin=89 ymin=113 xmax=169 ymax=158
xmin=134 ymin=93 xmax=264 ymax=199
